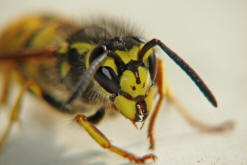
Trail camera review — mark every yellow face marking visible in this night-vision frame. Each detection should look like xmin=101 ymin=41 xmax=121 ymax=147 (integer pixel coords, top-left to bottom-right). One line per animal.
xmin=114 ymin=95 xmax=136 ymax=120
xmin=114 ymin=86 xmax=154 ymax=121
xmin=120 ymin=67 xmax=151 ymax=98
xmin=71 ymin=42 xmax=94 ymax=54
xmin=115 ymin=46 xmax=139 ymax=64
xmin=101 ymin=57 xmax=118 ymax=74
xmin=141 ymin=44 xmax=154 ymax=66
xmin=70 ymin=42 xmax=95 ymax=69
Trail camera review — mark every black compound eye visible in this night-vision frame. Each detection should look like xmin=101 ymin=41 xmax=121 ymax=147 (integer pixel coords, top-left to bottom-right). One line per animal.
xmin=148 ymin=53 xmax=157 ymax=81
xmin=94 ymin=66 xmax=120 ymax=94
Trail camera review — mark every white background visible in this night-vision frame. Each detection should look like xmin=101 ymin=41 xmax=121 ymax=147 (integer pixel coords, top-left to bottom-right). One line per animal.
xmin=0 ymin=0 xmax=246 ymax=165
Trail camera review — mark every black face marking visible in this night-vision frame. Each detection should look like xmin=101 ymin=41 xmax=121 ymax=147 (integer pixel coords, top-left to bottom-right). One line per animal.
xmin=135 ymin=73 xmax=141 ymax=84
xmin=108 ymin=52 xmax=145 ymax=79
xmin=95 ymin=66 xmax=120 ymax=94
xmin=132 ymin=86 xmax=136 ymax=91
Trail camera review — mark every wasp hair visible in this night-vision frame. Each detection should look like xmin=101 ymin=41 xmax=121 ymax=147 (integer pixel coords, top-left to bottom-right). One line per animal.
xmin=64 ymin=45 xmax=108 ymax=106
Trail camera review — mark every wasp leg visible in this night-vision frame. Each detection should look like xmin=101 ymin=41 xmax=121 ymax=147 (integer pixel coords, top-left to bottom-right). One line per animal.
xmin=0 ymin=67 xmax=12 ymax=105
xmin=165 ymin=87 xmax=234 ymax=133
xmin=0 ymin=80 xmax=37 ymax=149
xmin=87 ymin=107 xmax=105 ymax=124
xmin=148 ymin=59 xmax=234 ymax=150
xmin=75 ymin=114 xmax=156 ymax=164
xmin=148 ymin=59 xmax=166 ymax=150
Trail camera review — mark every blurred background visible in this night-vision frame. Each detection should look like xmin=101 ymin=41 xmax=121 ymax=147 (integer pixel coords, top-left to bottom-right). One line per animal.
xmin=0 ymin=0 xmax=246 ymax=165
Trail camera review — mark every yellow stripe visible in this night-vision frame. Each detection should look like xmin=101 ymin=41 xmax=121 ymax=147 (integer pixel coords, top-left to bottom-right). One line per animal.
xmin=60 ymin=61 xmax=71 ymax=78
xmin=29 ymin=22 xmax=60 ymax=48
xmin=102 ymin=57 xmax=118 ymax=75
xmin=70 ymin=42 xmax=95 ymax=69
xmin=0 ymin=16 xmax=44 ymax=51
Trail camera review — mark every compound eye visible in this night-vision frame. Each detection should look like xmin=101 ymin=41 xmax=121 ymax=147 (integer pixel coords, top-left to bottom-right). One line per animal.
xmin=148 ymin=53 xmax=157 ymax=81
xmin=94 ymin=66 xmax=120 ymax=94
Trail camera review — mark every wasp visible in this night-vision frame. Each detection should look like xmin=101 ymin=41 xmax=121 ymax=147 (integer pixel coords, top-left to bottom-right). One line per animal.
xmin=0 ymin=14 xmax=234 ymax=163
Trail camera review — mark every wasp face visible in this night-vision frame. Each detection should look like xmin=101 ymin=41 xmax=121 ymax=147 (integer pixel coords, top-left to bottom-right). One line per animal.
xmin=93 ymin=37 xmax=157 ymax=123
xmin=113 ymin=65 xmax=155 ymax=122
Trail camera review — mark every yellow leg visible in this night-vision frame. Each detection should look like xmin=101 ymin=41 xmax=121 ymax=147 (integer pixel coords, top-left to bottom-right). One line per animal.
xmin=165 ymin=88 xmax=234 ymax=133
xmin=0 ymin=68 xmax=12 ymax=105
xmin=0 ymin=80 xmax=36 ymax=149
xmin=75 ymin=114 xmax=156 ymax=164
xmin=148 ymin=59 xmax=234 ymax=150
xmin=148 ymin=59 xmax=166 ymax=150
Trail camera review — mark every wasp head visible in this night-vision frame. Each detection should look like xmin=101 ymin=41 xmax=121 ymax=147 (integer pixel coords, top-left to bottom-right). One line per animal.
xmin=65 ymin=35 xmax=157 ymax=127
xmin=95 ymin=37 xmax=157 ymax=125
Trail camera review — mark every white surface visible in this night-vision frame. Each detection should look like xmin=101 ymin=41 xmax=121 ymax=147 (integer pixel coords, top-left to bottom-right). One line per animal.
xmin=0 ymin=0 xmax=246 ymax=165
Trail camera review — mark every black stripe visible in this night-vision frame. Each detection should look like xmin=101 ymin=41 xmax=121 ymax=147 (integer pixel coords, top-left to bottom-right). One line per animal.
xmin=24 ymin=28 xmax=44 ymax=48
